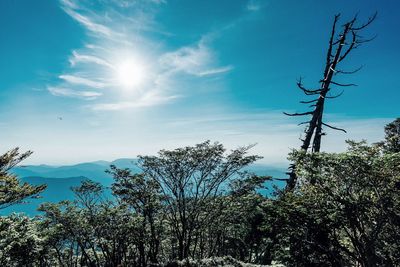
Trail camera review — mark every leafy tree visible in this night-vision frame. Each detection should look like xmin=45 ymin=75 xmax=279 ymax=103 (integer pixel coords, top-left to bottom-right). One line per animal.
xmin=138 ymin=141 xmax=261 ymax=260
xmin=0 ymin=148 xmax=46 ymax=209
xmin=0 ymin=214 xmax=44 ymax=266
xmin=6 ymin=134 xmax=398 ymax=266
xmin=273 ymin=141 xmax=400 ymax=266
xmin=110 ymin=168 xmax=164 ymax=266
xmin=39 ymin=179 xmax=162 ymax=267
xmin=39 ymin=181 xmax=140 ymax=267
xmin=203 ymin=193 xmax=271 ymax=263
xmin=39 ymin=200 xmax=99 ymax=266
xmin=381 ymin=118 xmax=400 ymax=153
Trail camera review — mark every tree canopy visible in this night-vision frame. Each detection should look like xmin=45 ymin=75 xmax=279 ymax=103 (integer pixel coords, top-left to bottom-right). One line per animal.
xmin=0 ymin=148 xmax=46 ymax=210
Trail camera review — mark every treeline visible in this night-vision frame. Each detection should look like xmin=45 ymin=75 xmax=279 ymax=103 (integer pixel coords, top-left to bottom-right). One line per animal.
xmin=0 ymin=119 xmax=399 ymax=267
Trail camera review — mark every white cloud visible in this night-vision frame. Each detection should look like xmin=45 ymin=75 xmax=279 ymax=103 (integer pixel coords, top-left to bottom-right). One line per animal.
xmin=52 ymin=0 xmax=233 ymax=113
xmin=197 ymin=66 xmax=234 ymax=76
xmin=69 ymin=50 xmax=114 ymax=68
xmin=59 ymin=75 xmax=106 ymax=88
xmin=160 ymin=40 xmax=232 ymax=77
xmin=61 ymin=1 xmax=114 ymax=37
xmin=61 ymin=0 xmax=78 ymax=9
xmin=48 ymin=87 xmax=102 ymax=100
xmin=246 ymin=0 xmax=268 ymax=12
xmin=160 ymin=42 xmax=211 ymax=74
xmin=247 ymin=4 xmax=260 ymax=11
xmin=109 ymin=0 xmax=166 ymax=8
xmin=5 ymin=0 xmax=392 ymax=167
xmin=91 ymin=91 xmax=181 ymax=111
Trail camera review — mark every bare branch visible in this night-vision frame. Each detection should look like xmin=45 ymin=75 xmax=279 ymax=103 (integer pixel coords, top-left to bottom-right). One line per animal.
xmin=330 ymin=81 xmax=358 ymax=87
xmin=350 ymin=12 xmax=377 ymax=31
xmin=273 ymin=178 xmax=289 ymax=181
xmin=346 ymin=12 xmax=359 ymax=28
xmin=303 ymin=90 xmax=323 ymax=96
xmin=335 ymin=65 xmax=363 ymax=75
xmin=332 ymin=38 xmax=341 ymax=45
xmin=297 ymin=78 xmax=322 ymax=95
xmin=322 ymin=122 xmax=347 ymax=133
xmin=339 ymin=30 xmax=357 ymax=62
xmin=283 ymin=111 xmax=314 ymax=117
xmin=324 ymin=14 xmax=341 ymax=76
xmin=300 ymin=99 xmax=319 ymax=104
xmin=355 ymin=34 xmax=377 ymax=44
xmin=325 ymin=90 xmax=344 ymax=99
xmin=285 ymin=13 xmax=375 ymax=191
xmin=298 ymin=121 xmax=310 ymax=126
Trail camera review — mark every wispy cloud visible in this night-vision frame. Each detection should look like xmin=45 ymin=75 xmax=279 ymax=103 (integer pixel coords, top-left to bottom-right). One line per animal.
xmin=48 ymin=87 xmax=102 ymax=100
xmin=246 ymin=0 xmax=268 ymax=12
xmin=160 ymin=44 xmax=210 ymax=74
xmin=197 ymin=66 xmax=234 ymax=77
xmin=59 ymin=75 xmax=106 ymax=88
xmin=50 ymin=0 xmax=233 ymax=111
xmin=69 ymin=50 xmax=113 ymax=68
xmin=60 ymin=0 xmax=114 ymax=37
xmin=109 ymin=0 xmax=166 ymax=8
xmin=159 ymin=39 xmax=232 ymax=77
xmin=91 ymin=91 xmax=181 ymax=111
xmin=61 ymin=0 xmax=78 ymax=9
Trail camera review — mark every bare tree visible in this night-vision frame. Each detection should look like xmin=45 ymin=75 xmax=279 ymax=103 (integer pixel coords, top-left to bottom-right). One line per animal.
xmin=285 ymin=13 xmax=377 ymax=190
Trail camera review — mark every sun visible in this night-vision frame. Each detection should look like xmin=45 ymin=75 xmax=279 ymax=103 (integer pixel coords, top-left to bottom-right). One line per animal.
xmin=115 ymin=59 xmax=145 ymax=89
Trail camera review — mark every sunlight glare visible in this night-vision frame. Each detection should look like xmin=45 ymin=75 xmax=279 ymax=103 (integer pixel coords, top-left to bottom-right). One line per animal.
xmin=115 ymin=59 xmax=145 ymax=89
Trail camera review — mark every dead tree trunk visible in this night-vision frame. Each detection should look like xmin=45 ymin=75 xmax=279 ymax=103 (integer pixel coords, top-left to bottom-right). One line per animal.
xmin=284 ymin=13 xmax=376 ymax=190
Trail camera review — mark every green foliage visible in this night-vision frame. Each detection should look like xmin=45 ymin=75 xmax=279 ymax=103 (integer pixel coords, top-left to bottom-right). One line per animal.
xmin=157 ymin=255 xmax=282 ymax=267
xmin=0 ymin=148 xmax=46 ymax=209
xmin=2 ymin=120 xmax=399 ymax=266
xmin=272 ymin=141 xmax=400 ymax=266
xmin=38 ymin=181 xmax=145 ymax=267
xmin=138 ymin=141 xmax=262 ymax=261
xmin=31 ymin=141 xmax=268 ymax=266
xmin=110 ymin=167 xmax=164 ymax=266
xmin=0 ymin=214 xmax=45 ymax=266
xmin=381 ymin=118 xmax=400 ymax=153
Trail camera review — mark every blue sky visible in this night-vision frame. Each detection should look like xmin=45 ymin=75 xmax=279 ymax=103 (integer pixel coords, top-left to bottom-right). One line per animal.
xmin=0 ymin=0 xmax=398 ymax=165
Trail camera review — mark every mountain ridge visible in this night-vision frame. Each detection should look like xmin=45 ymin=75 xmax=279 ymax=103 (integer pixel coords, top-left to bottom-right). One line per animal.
xmin=4 ymin=159 xmax=286 ymax=216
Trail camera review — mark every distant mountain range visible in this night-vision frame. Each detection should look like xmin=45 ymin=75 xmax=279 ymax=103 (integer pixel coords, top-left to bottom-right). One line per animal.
xmin=2 ymin=159 xmax=286 ymax=216
xmin=12 ymin=158 xmax=142 ymax=186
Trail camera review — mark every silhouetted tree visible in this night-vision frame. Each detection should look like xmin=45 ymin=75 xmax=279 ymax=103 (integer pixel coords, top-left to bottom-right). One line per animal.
xmin=284 ymin=13 xmax=377 ymax=190
xmin=381 ymin=118 xmax=400 ymax=153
